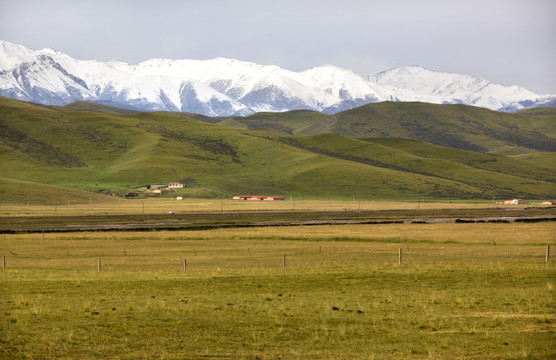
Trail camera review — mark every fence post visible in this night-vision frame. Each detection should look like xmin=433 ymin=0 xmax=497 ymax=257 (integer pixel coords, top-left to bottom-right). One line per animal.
xmin=98 ymin=257 xmax=101 ymax=272
xmin=2 ymin=256 xmax=5 ymax=269
xmin=546 ymin=245 xmax=550 ymax=262
xmin=399 ymin=248 xmax=402 ymax=264
xmin=283 ymin=255 xmax=286 ymax=268
xmin=183 ymin=259 xmax=187 ymax=272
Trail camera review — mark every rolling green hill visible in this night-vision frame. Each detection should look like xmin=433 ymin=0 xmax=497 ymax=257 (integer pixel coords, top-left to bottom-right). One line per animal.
xmin=218 ymin=110 xmax=330 ymax=135
xmin=0 ymin=176 xmax=119 ymax=205
xmin=281 ymin=134 xmax=555 ymax=198
xmin=0 ymin=97 xmax=554 ymax=202
xmin=224 ymin=102 xmax=556 ymax=155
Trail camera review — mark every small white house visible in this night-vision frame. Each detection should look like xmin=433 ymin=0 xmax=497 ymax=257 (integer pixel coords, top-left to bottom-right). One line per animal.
xmin=510 ymin=198 xmax=524 ymax=205
xmin=168 ymin=182 xmax=184 ymax=189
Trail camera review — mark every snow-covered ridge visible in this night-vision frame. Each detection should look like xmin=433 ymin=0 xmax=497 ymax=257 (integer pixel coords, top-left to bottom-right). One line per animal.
xmin=1 ymin=40 xmax=554 ymax=115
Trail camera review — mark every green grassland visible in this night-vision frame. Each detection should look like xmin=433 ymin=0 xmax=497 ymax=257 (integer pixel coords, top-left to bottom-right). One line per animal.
xmin=222 ymin=102 xmax=556 ymax=153
xmin=0 ymin=97 xmax=554 ymax=203
xmin=513 ymin=151 xmax=556 ymax=168
xmin=219 ymin=109 xmax=330 ymax=135
xmin=292 ymin=102 xmax=556 ymax=154
xmin=1 ymin=222 xmax=554 ymax=359
xmin=0 ymin=177 xmax=121 ymax=206
xmin=282 ymin=134 xmax=555 ymax=198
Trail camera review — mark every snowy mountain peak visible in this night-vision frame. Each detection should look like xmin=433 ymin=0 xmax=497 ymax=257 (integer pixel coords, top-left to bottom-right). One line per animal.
xmin=1 ymin=40 xmax=554 ymax=116
xmin=37 ymin=47 xmax=64 ymax=56
xmin=0 ymin=40 xmax=37 ymax=69
xmin=367 ymin=65 xmax=553 ymax=111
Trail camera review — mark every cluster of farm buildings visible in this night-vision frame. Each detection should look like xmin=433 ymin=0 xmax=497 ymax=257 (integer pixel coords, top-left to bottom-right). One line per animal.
xmin=165 ymin=183 xmax=287 ymax=201
xmin=124 ymin=181 xmax=286 ymax=201
xmin=139 ymin=182 xmax=185 ymax=193
xmin=118 ymin=183 xmax=555 ymax=205
xmin=114 ymin=181 xmax=188 ymax=198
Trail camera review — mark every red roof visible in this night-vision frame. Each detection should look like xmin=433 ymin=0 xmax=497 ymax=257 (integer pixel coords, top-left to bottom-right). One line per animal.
xmin=234 ymin=195 xmax=285 ymax=200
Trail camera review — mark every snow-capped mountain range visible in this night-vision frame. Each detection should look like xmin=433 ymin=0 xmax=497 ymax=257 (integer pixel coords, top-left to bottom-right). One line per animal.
xmin=1 ymin=40 xmax=554 ymax=116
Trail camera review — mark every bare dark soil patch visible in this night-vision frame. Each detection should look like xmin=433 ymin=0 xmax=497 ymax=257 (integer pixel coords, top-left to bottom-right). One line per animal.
xmin=0 ymin=207 xmax=554 ymax=233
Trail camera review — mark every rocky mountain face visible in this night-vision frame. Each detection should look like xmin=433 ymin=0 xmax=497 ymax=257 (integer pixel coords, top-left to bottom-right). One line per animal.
xmin=1 ymin=40 xmax=554 ymax=116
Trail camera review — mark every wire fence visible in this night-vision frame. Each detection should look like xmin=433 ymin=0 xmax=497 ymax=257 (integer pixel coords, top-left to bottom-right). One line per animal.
xmin=1 ymin=244 xmax=551 ymax=272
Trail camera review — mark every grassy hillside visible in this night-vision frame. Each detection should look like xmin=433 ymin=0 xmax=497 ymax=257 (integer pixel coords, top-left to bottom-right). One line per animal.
xmin=217 ymin=110 xmax=329 ymax=135
xmin=227 ymin=102 xmax=556 ymax=155
xmin=0 ymin=177 xmax=121 ymax=205
xmin=69 ymin=100 xmax=556 ymax=156
xmin=281 ymin=134 xmax=555 ymax=198
xmin=512 ymin=151 xmax=556 ymax=168
xmin=0 ymin=97 xmax=554 ymax=202
xmin=64 ymin=101 xmax=139 ymax=115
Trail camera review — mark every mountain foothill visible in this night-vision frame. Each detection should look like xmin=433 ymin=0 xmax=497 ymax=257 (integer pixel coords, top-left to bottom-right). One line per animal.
xmin=0 ymin=96 xmax=554 ymax=202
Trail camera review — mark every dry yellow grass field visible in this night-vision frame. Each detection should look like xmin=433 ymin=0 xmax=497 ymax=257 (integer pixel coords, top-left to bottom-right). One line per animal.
xmin=0 ymin=197 xmax=536 ymax=216
xmin=1 ymin=222 xmax=552 ymax=271
xmin=1 ymin=202 xmax=554 ymax=359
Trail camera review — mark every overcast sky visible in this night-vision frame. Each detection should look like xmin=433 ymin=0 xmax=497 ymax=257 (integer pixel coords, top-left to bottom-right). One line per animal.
xmin=1 ymin=0 xmax=555 ymax=93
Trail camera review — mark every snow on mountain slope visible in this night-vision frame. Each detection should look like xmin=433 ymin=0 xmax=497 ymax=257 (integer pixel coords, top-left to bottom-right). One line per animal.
xmin=1 ymin=40 xmax=554 ymax=116
xmin=368 ymin=65 xmax=554 ymax=111
xmin=0 ymin=41 xmax=96 ymax=105
xmin=120 ymin=58 xmax=339 ymax=112
xmin=300 ymin=65 xmax=385 ymax=100
xmin=0 ymin=41 xmax=249 ymax=115
xmin=297 ymin=65 xmax=407 ymax=112
xmin=0 ymin=41 xmax=36 ymax=69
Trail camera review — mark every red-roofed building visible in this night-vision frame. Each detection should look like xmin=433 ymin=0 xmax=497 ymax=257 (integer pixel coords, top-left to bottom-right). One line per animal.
xmin=233 ymin=195 xmax=285 ymax=201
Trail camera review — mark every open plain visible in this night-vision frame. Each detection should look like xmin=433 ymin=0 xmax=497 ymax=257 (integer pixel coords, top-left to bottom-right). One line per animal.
xmin=0 ymin=200 xmax=554 ymax=359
